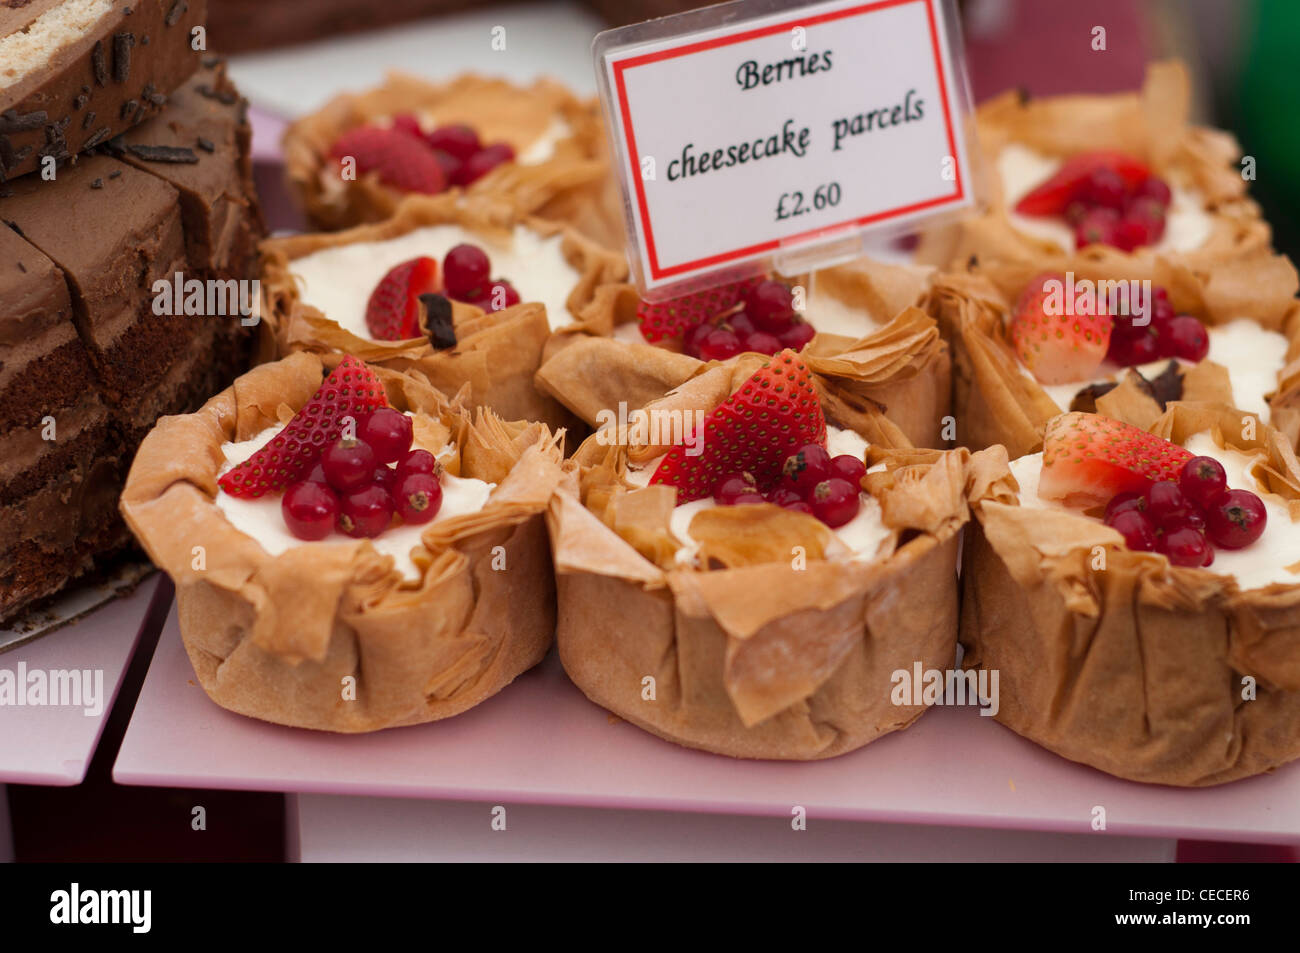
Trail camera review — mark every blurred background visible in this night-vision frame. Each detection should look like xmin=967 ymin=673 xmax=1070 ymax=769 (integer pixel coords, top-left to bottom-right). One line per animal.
xmin=208 ymin=0 xmax=1300 ymax=259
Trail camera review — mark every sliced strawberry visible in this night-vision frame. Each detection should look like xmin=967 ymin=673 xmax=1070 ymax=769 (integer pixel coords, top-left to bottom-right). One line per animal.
xmin=1009 ymin=271 xmax=1111 ymax=386
xmin=329 ymin=125 xmax=446 ymax=195
xmin=365 ymin=257 xmax=440 ymax=340
xmin=1038 ymin=412 xmax=1193 ymax=509
xmin=636 ymin=276 xmax=761 ymax=343
xmin=650 ymin=349 xmax=826 ymax=502
xmin=1014 ymin=151 xmax=1152 ymax=217
xmin=218 ymin=357 xmax=389 ymax=499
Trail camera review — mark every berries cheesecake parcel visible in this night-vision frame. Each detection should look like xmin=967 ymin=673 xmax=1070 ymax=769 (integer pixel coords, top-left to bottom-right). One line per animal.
xmin=282 ymin=72 xmax=613 ymax=237
xmin=929 ymin=250 xmax=1300 ymax=458
xmin=535 ymin=256 xmax=954 ymax=450
xmin=962 ymin=407 xmax=1300 ymax=785
xmin=547 ymin=350 xmax=1009 ymax=759
xmin=916 ymin=61 xmax=1272 ymax=274
xmin=260 ymin=192 xmax=629 ymax=431
xmin=119 ymin=353 xmax=564 ymax=731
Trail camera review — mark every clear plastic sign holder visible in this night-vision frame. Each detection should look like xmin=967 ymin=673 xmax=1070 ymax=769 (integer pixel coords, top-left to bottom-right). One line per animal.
xmin=593 ymin=0 xmax=982 ymax=301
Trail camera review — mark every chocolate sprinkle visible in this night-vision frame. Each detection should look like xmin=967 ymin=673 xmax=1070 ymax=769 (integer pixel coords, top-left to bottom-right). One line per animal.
xmin=0 ymin=109 xmax=48 ymax=133
xmin=73 ymin=94 xmax=87 ymax=111
xmin=109 ymin=169 xmax=122 ymax=179
xmin=141 ymin=34 xmax=149 ymax=45
xmin=113 ymin=33 xmax=135 ymax=83
xmin=92 ymin=41 xmax=108 ymax=86
xmin=120 ymin=99 xmax=139 ymax=121
xmin=421 ymin=294 xmax=457 ymax=350
xmin=82 ymin=111 xmax=96 ymax=130
xmin=16 ymin=259 xmax=24 ymax=270
xmin=195 ymin=84 xmax=238 ymax=106
xmin=165 ymin=0 xmax=187 ymax=26
xmin=124 ymin=143 xmax=199 ymax=164
xmin=196 ymin=136 xmax=215 ymax=153
xmin=202 ymin=55 xmax=220 ymax=69
xmin=146 ymin=90 xmax=167 ymax=107
xmin=90 ymin=178 xmax=103 ymax=190
xmin=82 ymin=127 xmax=112 ymax=150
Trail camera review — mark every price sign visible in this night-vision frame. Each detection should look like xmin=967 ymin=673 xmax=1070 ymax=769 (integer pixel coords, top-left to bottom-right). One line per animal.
xmin=594 ymin=0 xmax=975 ymax=297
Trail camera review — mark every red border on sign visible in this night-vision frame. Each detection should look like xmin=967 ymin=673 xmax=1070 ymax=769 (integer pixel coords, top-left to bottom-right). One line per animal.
xmin=610 ymin=0 xmax=965 ymax=281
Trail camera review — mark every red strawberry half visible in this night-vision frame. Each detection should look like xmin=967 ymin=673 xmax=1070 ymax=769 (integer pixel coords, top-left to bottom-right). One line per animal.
xmin=365 ymin=257 xmax=440 ymax=340
xmin=329 ymin=125 xmax=446 ymax=195
xmin=1009 ymin=271 xmax=1111 ymax=385
xmin=1038 ymin=412 xmax=1193 ymax=509
xmin=1014 ymin=151 xmax=1151 ymax=217
xmin=636 ymin=276 xmax=761 ymax=343
xmin=218 ymin=357 xmax=389 ymax=499
xmin=650 ymin=349 xmax=826 ymax=502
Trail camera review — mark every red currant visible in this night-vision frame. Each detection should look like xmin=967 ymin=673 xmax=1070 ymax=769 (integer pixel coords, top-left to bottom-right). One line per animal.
xmin=778 ymin=320 xmax=816 ymax=351
xmin=456 ymin=142 xmax=516 ymax=185
xmin=1179 ymin=456 xmax=1228 ymax=508
xmin=810 ymin=478 xmax=860 ymax=528
xmin=1112 ymin=218 xmax=1149 ymax=253
xmin=1205 ymin=489 xmax=1267 ymax=550
xmin=714 ymin=471 xmax=758 ymax=505
xmin=1074 ymin=207 xmax=1120 ymax=248
xmin=698 ymin=327 xmax=742 ymax=361
xmin=743 ymin=280 xmax=796 ymax=332
xmin=742 ymin=331 xmax=782 ymax=355
xmin=282 ymin=480 xmax=340 ymax=541
xmin=727 ymin=311 xmax=756 ymax=337
xmin=731 ymin=491 xmax=766 ymax=506
xmin=1135 ymin=175 xmax=1172 ymax=205
xmin=683 ymin=322 xmax=713 ymax=358
xmin=1106 ymin=508 xmax=1157 ymax=552
xmin=360 ymin=408 xmax=414 ymax=464
xmin=766 ymin=486 xmax=804 ymax=508
xmin=1104 ymin=490 xmax=1146 ymax=521
xmin=444 ymin=244 xmax=491 ymax=298
xmin=781 ymin=444 xmax=832 ymax=496
xmin=830 ymin=454 xmax=868 ymax=486
xmin=390 ymin=113 xmax=423 ymax=140
xmin=337 ymin=485 xmax=395 ymax=538
xmin=430 ymin=149 xmax=461 ymax=184
xmin=425 ymin=124 xmax=480 ymax=161
xmin=321 ymin=437 xmax=377 ymax=493
xmin=305 ymin=462 xmax=329 ymax=485
xmin=1079 ymin=167 xmax=1127 ymax=210
xmin=393 ymin=471 xmax=443 ymax=524
xmin=1064 ymin=200 xmax=1089 ymax=225
xmin=1159 ymin=526 xmax=1214 ymax=567
xmin=1144 ymin=480 xmax=1190 ymax=528
xmin=396 ymin=448 xmax=437 ymax=481
xmin=372 ymin=465 xmax=396 ymax=493
xmin=1166 ymin=315 xmax=1209 ymax=362
xmin=472 ymin=279 xmax=521 ymax=312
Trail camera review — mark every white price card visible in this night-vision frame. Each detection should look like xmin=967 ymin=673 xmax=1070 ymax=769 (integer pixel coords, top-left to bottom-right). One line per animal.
xmin=594 ymin=0 xmax=976 ymax=297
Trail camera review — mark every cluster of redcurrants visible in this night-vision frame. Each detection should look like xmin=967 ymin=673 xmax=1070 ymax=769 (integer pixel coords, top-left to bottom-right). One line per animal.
xmin=684 ymin=280 xmax=816 ymax=361
xmin=1107 ymin=285 xmax=1209 ymax=367
xmin=1069 ymin=170 xmax=1171 ymax=252
xmin=280 ymin=408 xmax=444 ymax=541
xmin=1103 ymin=455 xmax=1267 ymax=566
xmin=713 ymin=444 xmax=868 ymax=528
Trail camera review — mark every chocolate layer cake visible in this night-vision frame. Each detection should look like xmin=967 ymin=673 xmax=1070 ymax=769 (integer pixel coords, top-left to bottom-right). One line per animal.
xmin=0 ymin=56 xmax=261 ymax=623
xmin=0 ymin=0 xmax=207 ymax=181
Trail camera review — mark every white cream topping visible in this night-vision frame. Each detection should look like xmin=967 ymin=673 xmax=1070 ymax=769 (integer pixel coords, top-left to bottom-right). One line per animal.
xmin=623 ymin=425 xmax=889 ymax=564
xmin=214 ymin=422 xmax=495 ymax=582
xmin=1011 ymin=436 xmax=1300 ymax=590
xmin=803 ymin=290 xmax=881 ymax=339
xmin=517 ymin=116 xmax=572 ymax=164
xmin=289 ymin=224 xmax=581 ymax=336
xmin=1035 ymin=319 xmax=1287 ymax=421
xmin=997 ymin=143 xmax=1212 ymax=254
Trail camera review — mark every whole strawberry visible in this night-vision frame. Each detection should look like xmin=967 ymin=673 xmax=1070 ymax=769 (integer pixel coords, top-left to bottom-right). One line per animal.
xmin=636 ymin=276 xmax=761 ymax=343
xmin=1010 ymin=272 xmax=1111 ymax=385
xmin=218 ymin=356 xmax=389 ymax=499
xmin=650 ymin=349 xmax=826 ymax=502
xmin=329 ymin=125 xmax=446 ymax=194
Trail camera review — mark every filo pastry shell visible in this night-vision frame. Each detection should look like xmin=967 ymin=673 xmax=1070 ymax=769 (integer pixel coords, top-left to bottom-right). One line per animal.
xmin=536 ymin=256 xmax=953 ymax=449
xmin=119 ymin=353 xmax=564 ymax=732
xmin=283 ymin=72 xmax=608 ymax=232
xmin=548 ymin=356 xmax=1010 ymax=759
xmin=916 ymin=60 xmax=1271 ymax=273
xmin=962 ymin=403 xmax=1300 ymax=785
xmin=927 ymin=250 xmax=1300 ymax=458
xmin=260 ymin=192 xmax=630 ymax=432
